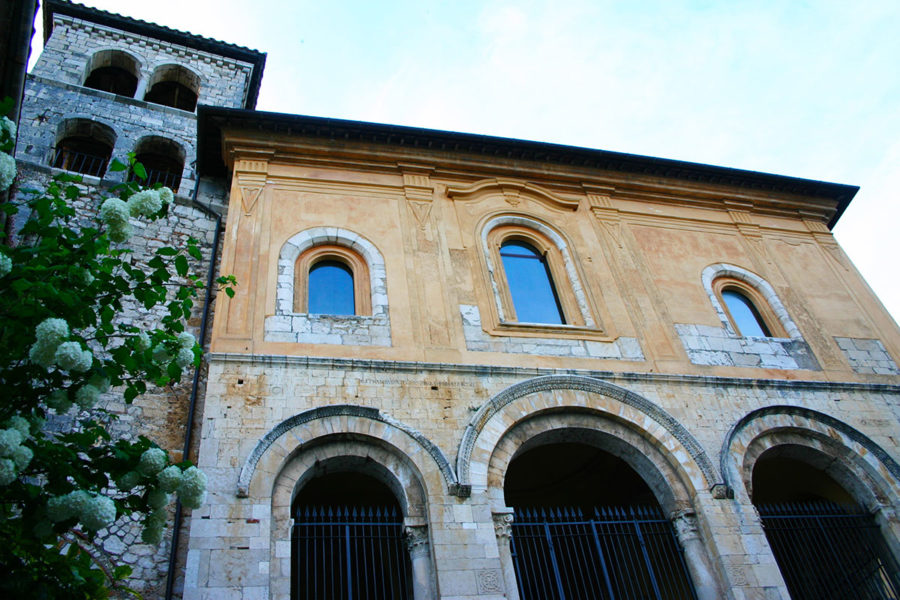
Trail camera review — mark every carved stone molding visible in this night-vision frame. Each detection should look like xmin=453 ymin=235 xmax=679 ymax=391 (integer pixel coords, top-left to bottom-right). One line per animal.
xmin=447 ymin=178 xmax=579 ymax=211
xmin=404 ymin=524 xmax=430 ymax=557
xmin=492 ymin=511 xmax=514 ymax=540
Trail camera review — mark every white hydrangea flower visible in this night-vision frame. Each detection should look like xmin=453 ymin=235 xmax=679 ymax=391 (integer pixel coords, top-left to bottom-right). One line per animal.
xmin=159 ymin=186 xmax=174 ymax=204
xmin=0 ymin=253 xmax=11 ymax=278
xmin=0 ymin=152 xmax=15 ymax=191
xmin=0 ymin=428 xmax=23 ymax=457
xmin=157 ymin=465 xmax=182 ymax=492
xmin=12 ymin=445 xmax=32 ymax=471
xmin=46 ymin=389 xmax=73 ymax=413
xmin=135 ymin=331 xmax=151 ymax=351
xmin=47 ymin=494 xmax=75 ymax=522
xmin=99 ymin=198 xmax=130 ymax=226
xmin=176 ymin=331 xmax=195 ymax=349
xmin=0 ymin=458 xmax=17 ymax=485
xmin=108 ymin=221 xmax=132 ymax=243
xmin=126 ymin=189 xmax=162 ymax=217
xmin=75 ymin=384 xmax=101 ymax=409
xmin=1 ymin=116 xmax=16 ymax=140
xmin=29 ymin=342 xmax=57 ymax=368
xmin=175 ymin=347 xmax=195 ymax=368
xmin=35 ymin=318 xmax=69 ymax=346
xmin=80 ymin=493 xmax=116 ymax=531
xmin=147 ymin=488 xmax=169 ymax=509
xmin=6 ymin=416 xmax=30 ymax=437
xmin=116 ymin=470 xmax=141 ymax=492
xmin=177 ymin=466 xmax=207 ymax=509
xmin=55 ymin=342 xmax=93 ymax=372
xmin=138 ymin=447 xmax=167 ymax=476
xmin=66 ymin=490 xmax=91 ymax=518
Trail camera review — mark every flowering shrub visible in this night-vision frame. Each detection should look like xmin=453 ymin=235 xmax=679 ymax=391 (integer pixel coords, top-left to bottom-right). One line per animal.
xmin=0 ymin=99 xmax=235 ymax=598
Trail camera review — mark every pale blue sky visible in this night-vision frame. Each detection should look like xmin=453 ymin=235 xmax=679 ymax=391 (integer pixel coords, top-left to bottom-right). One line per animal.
xmin=29 ymin=1 xmax=900 ymax=324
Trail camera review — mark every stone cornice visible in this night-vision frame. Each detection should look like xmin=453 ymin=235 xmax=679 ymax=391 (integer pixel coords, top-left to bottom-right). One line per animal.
xmin=206 ymin=352 xmax=900 ymax=394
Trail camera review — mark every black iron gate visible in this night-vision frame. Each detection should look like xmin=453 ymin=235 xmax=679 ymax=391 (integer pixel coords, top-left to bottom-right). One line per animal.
xmin=511 ymin=506 xmax=698 ymax=600
xmin=758 ymin=501 xmax=900 ymax=600
xmin=292 ymin=505 xmax=411 ymax=600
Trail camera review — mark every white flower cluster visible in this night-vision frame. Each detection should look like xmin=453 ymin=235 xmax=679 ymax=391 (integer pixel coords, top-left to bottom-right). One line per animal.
xmin=127 ymin=189 xmax=162 ymax=217
xmin=46 ymin=490 xmax=117 ymax=531
xmin=138 ymin=447 xmax=167 ymax=476
xmin=29 ymin=318 xmax=93 ymax=373
xmin=0 ymin=152 xmax=15 ymax=191
xmin=0 ymin=252 xmax=11 ymax=278
xmin=1 ymin=116 xmax=16 ymax=141
xmin=177 ymin=466 xmax=207 ymax=509
xmin=99 ymin=197 xmax=132 ymax=242
xmin=0 ymin=427 xmax=33 ymax=486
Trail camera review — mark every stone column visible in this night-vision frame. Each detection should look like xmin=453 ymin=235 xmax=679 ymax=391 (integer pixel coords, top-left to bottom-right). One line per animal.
xmin=405 ymin=524 xmax=434 ymax=600
xmin=671 ymin=510 xmax=720 ymax=600
xmin=493 ymin=509 xmax=520 ymax=600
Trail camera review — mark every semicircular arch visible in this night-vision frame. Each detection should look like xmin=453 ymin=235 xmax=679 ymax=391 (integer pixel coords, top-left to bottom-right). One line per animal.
xmin=457 ymin=375 xmax=718 ymax=496
xmin=722 ymin=405 xmax=900 ymax=509
xmin=238 ymin=404 xmax=458 ymax=499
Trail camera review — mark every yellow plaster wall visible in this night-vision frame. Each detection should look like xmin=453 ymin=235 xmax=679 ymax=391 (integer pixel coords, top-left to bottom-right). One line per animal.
xmin=209 ymin=135 xmax=900 ymax=383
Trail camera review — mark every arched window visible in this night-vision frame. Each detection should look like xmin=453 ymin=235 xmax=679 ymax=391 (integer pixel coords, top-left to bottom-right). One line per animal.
xmin=308 ymin=260 xmax=354 ymax=315
xmin=295 ymin=246 xmax=370 ymax=316
xmin=51 ymin=119 xmax=116 ymax=178
xmin=721 ymin=289 xmax=771 ymax=337
xmin=143 ymin=64 xmax=200 ymax=112
xmin=713 ymin=278 xmax=785 ymax=338
xmin=82 ymin=50 xmax=140 ymax=97
xmin=499 ymin=239 xmax=565 ymax=324
xmin=129 ymin=136 xmax=185 ymax=190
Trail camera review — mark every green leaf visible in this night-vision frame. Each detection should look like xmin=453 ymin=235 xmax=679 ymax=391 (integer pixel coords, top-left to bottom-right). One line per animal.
xmin=175 ymin=255 xmax=188 ymax=277
xmin=156 ymin=247 xmax=178 ymax=256
xmin=225 ymin=287 xmax=235 ymax=298
xmin=108 ymin=159 xmax=127 ymax=172
xmin=132 ymin=162 xmax=147 ymax=181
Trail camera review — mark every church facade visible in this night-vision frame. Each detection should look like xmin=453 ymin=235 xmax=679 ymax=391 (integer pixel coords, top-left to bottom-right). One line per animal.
xmin=14 ymin=2 xmax=900 ymax=600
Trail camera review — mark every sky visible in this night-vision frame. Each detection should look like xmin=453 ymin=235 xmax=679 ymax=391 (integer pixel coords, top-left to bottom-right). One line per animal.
xmin=28 ymin=0 xmax=900 ymax=324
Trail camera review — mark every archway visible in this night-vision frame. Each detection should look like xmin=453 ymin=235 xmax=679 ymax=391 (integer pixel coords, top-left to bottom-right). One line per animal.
xmin=503 ymin=437 xmax=699 ymax=600
xmin=291 ymin=464 xmax=412 ymax=600
xmin=751 ymin=446 xmax=900 ymax=600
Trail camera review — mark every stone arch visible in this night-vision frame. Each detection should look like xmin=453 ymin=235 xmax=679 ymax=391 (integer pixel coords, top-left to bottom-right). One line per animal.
xmin=82 ymin=48 xmax=143 ymax=97
xmin=143 ymin=63 xmax=202 ymax=111
xmin=131 ymin=135 xmax=187 ymax=189
xmin=480 ymin=214 xmax=596 ymax=326
xmin=489 ymin=411 xmax=693 ymax=514
xmin=238 ymin=404 xmax=457 ymax=499
xmin=273 ymin=227 xmax=387 ymax=318
xmin=702 ymin=263 xmax=801 ymax=339
xmin=457 ymin=375 xmax=718 ymax=497
xmin=51 ymin=118 xmax=117 ymax=177
xmin=722 ymin=405 xmax=900 ymax=509
xmin=267 ymin=420 xmax=440 ymax=600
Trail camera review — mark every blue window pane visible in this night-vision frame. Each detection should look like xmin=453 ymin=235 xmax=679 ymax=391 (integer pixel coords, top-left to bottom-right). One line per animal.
xmin=308 ymin=260 xmax=354 ymax=315
xmin=722 ymin=289 xmax=770 ymax=337
xmin=500 ymin=241 xmax=565 ymax=324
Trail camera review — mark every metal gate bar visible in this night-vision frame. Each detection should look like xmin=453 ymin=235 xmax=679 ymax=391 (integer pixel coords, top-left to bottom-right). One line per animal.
xmin=511 ymin=505 xmax=698 ymax=600
xmin=292 ymin=505 xmax=412 ymax=600
xmin=759 ymin=501 xmax=900 ymax=600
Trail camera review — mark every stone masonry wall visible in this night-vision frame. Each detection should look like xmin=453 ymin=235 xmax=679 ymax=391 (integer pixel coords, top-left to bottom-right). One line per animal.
xmin=32 ymin=15 xmax=254 ymax=109
xmin=16 ymin=163 xmax=223 ymax=599
xmin=188 ymin=353 xmax=900 ymax=600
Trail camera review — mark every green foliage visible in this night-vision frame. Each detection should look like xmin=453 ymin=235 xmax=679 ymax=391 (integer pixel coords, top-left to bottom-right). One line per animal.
xmin=0 ymin=143 xmax=232 ymax=597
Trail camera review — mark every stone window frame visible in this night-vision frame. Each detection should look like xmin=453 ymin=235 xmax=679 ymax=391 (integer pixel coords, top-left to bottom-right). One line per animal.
xmin=81 ymin=48 xmax=144 ymax=98
xmin=50 ymin=117 xmax=118 ymax=179
xmin=702 ymin=263 xmax=800 ymax=340
xmin=143 ymin=63 xmax=203 ymax=112
xmin=293 ymin=244 xmax=372 ymax=316
xmin=275 ymin=227 xmax=387 ymax=320
xmin=480 ymin=215 xmax=603 ymax=337
xmin=130 ymin=135 xmax=187 ymax=192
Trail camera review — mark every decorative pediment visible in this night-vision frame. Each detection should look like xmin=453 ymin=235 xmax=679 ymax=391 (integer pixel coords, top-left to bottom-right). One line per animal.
xmin=446 ymin=178 xmax=579 ymax=211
